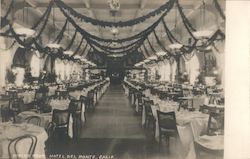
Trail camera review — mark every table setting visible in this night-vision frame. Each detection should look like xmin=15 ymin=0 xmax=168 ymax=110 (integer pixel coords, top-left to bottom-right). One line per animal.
xmin=18 ymin=91 xmax=36 ymax=104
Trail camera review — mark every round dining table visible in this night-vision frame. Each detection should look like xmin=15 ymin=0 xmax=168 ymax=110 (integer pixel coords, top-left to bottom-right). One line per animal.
xmin=16 ymin=111 xmax=52 ymax=128
xmin=0 ymin=122 xmax=48 ymax=159
xmin=18 ymin=91 xmax=36 ymax=104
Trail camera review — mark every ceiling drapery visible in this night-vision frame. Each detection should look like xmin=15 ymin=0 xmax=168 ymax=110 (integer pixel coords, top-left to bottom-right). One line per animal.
xmin=0 ymin=0 xmax=225 ymax=66
xmin=54 ymin=0 xmax=175 ymax=28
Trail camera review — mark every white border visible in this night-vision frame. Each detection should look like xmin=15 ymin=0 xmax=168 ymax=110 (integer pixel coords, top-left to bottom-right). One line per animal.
xmin=224 ymin=1 xmax=250 ymax=159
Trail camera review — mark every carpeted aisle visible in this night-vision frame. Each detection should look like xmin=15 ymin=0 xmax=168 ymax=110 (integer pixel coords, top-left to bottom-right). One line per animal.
xmin=80 ymin=84 xmax=146 ymax=139
xmin=46 ymin=84 xmax=179 ymax=159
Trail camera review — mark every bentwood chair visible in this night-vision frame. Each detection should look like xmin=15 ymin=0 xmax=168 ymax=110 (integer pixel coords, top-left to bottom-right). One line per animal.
xmin=144 ymin=100 xmax=155 ymax=130
xmin=87 ymin=90 xmax=95 ymax=111
xmin=24 ymin=116 xmax=42 ymax=126
xmin=156 ymin=110 xmax=180 ymax=151
xmin=8 ymin=135 xmax=37 ymax=159
xmin=80 ymin=95 xmax=88 ymax=110
xmin=1 ymin=107 xmax=12 ymax=122
xmin=93 ymin=87 xmax=98 ymax=104
xmin=51 ymin=109 xmax=70 ymax=139
xmin=69 ymin=99 xmax=83 ymax=140
xmin=8 ymin=97 xmax=24 ymax=122
xmin=136 ymin=92 xmax=143 ymax=115
xmin=207 ymin=112 xmax=224 ymax=136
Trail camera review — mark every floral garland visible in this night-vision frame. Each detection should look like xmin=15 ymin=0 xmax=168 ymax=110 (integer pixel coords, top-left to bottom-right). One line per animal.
xmin=57 ymin=3 xmax=164 ymax=44
xmin=64 ymin=29 xmax=78 ymax=51
xmin=213 ymin=0 xmax=225 ymax=20
xmin=146 ymin=37 xmax=157 ymax=54
xmin=153 ymin=30 xmax=171 ymax=57
xmin=162 ymin=19 xmax=180 ymax=44
xmin=70 ymin=36 xmax=84 ymax=57
xmin=55 ymin=2 xmax=168 ymax=54
xmin=142 ymin=43 xmax=151 ymax=58
xmin=7 ymin=1 xmax=52 ymax=49
xmin=54 ymin=0 xmax=175 ymax=28
xmin=138 ymin=47 xmax=147 ymax=58
xmin=0 ymin=0 xmax=14 ymax=28
xmin=53 ymin=20 xmax=68 ymax=44
xmin=1 ymin=0 xmax=225 ymax=65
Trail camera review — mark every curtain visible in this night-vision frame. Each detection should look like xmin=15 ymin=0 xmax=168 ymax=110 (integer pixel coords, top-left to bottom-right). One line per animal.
xmin=43 ymin=55 xmax=55 ymax=74
xmin=171 ymin=61 xmax=177 ymax=82
xmin=30 ymin=54 xmax=41 ymax=77
xmin=12 ymin=47 xmax=27 ymax=68
xmin=185 ymin=54 xmax=200 ymax=84
xmin=55 ymin=59 xmax=65 ymax=81
xmin=14 ymin=67 xmax=25 ymax=87
xmin=64 ymin=62 xmax=72 ymax=80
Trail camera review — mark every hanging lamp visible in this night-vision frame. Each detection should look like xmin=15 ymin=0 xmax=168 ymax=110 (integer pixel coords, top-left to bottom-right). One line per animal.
xmin=192 ymin=0 xmax=215 ymax=40
xmin=46 ymin=1 xmax=61 ymax=51
xmin=168 ymin=5 xmax=183 ymax=52
xmin=13 ymin=0 xmax=36 ymax=43
xmin=156 ymin=51 xmax=167 ymax=56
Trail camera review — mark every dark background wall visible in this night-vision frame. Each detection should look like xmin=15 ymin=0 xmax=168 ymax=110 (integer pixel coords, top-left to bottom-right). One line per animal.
xmin=106 ymin=58 xmax=125 ymax=84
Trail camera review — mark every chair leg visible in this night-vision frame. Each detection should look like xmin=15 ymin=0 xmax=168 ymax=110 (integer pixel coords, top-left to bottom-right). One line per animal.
xmin=152 ymin=120 xmax=156 ymax=137
xmin=166 ymin=136 xmax=170 ymax=154
xmin=145 ymin=118 xmax=148 ymax=128
xmin=84 ymin=112 xmax=87 ymax=123
xmin=158 ymin=133 xmax=162 ymax=150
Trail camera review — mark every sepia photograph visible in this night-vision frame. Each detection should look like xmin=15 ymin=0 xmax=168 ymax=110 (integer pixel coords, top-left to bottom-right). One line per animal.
xmin=0 ymin=0 xmax=249 ymax=159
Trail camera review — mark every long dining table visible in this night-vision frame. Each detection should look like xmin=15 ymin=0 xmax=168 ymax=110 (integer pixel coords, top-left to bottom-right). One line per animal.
xmin=123 ymin=80 xmax=223 ymax=159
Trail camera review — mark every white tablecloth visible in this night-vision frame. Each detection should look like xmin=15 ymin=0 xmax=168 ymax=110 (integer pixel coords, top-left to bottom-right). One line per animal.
xmin=151 ymin=104 xmax=209 ymax=159
xmin=16 ymin=111 xmax=52 ymax=129
xmin=151 ymin=107 xmax=208 ymax=141
xmin=48 ymin=86 xmax=58 ymax=96
xmin=69 ymin=89 xmax=88 ymax=99
xmin=18 ymin=91 xmax=36 ymax=104
xmin=179 ymin=96 xmax=206 ymax=110
xmin=0 ymin=122 xmax=48 ymax=159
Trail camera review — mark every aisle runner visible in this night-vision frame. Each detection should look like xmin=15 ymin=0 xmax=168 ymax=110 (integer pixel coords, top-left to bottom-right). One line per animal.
xmin=80 ymin=85 xmax=146 ymax=139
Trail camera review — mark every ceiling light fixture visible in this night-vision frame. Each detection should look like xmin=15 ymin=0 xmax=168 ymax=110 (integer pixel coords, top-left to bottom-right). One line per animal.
xmin=64 ymin=50 xmax=74 ymax=56
xmin=46 ymin=43 xmax=61 ymax=49
xmin=168 ymin=43 xmax=183 ymax=50
xmin=156 ymin=51 xmax=167 ymax=56
xmin=108 ymin=0 xmax=120 ymax=11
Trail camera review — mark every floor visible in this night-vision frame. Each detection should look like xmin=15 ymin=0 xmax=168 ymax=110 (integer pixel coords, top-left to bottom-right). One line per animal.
xmin=80 ymin=84 xmax=145 ymax=139
xmin=46 ymin=84 xmax=210 ymax=159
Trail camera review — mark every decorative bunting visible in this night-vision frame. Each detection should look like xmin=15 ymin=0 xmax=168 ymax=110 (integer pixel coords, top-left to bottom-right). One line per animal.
xmin=54 ymin=0 xmax=175 ymax=28
xmin=65 ymin=29 xmax=77 ymax=51
xmin=71 ymin=36 xmax=84 ymax=57
xmin=53 ymin=20 xmax=68 ymax=44
xmin=0 ymin=0 xmax=225 ymax=66
xmin=213 ymin=0 xmax=225 ymax=20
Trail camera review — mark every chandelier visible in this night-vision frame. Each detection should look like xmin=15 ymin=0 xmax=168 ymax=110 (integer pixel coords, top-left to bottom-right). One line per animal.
xmin=111 ymin=27 xmax=119 ymax=35
xmin=108 ymin=0 xmax=120 ymax=11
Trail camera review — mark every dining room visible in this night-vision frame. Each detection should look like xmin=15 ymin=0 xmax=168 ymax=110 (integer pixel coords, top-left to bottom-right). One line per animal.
xmin=0 ymin=0 xmax=249 ymax=159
